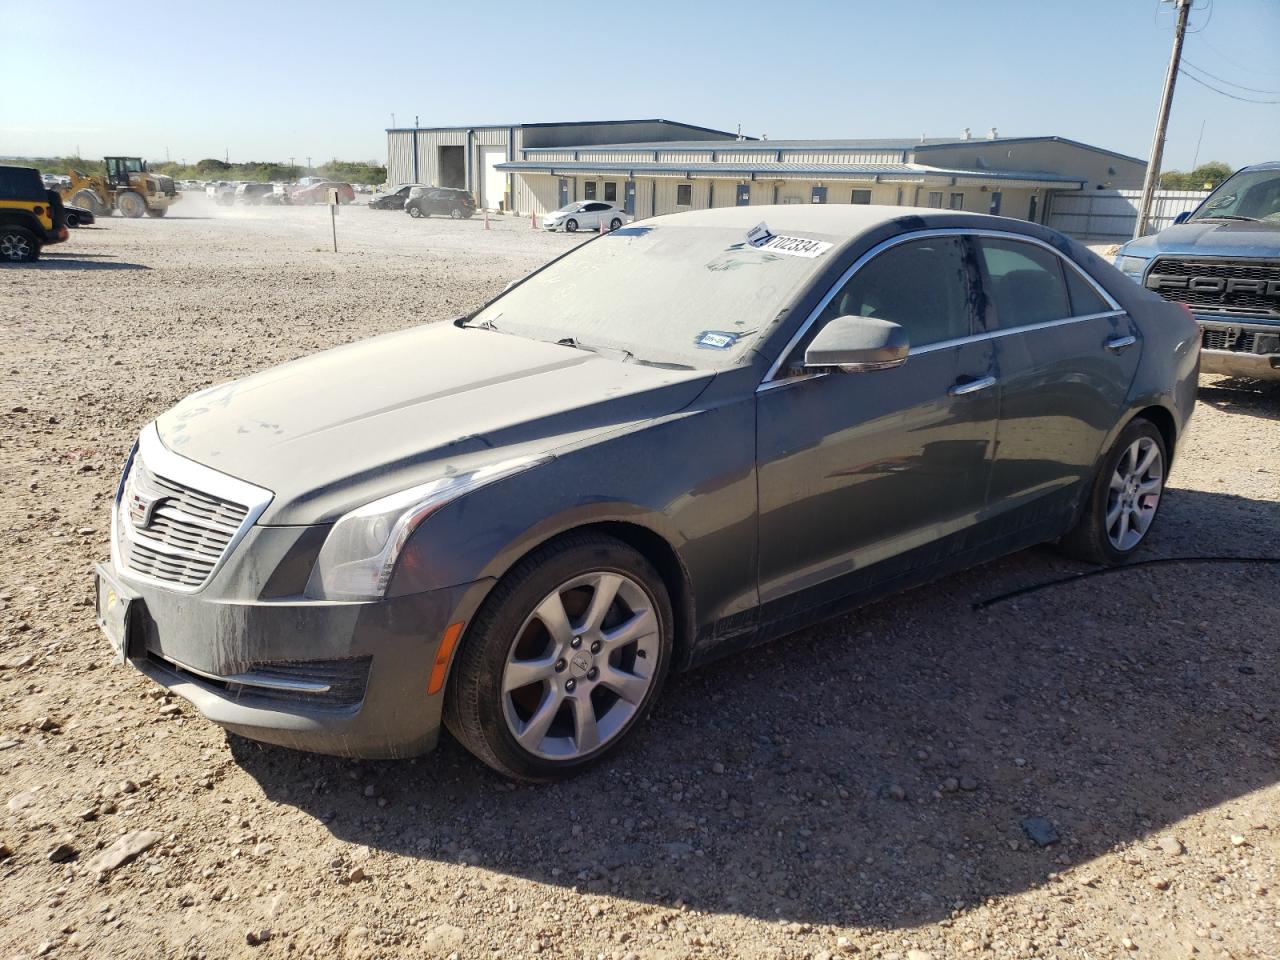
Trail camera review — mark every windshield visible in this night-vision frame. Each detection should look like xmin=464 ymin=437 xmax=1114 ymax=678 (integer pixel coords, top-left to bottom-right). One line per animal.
xmin=554 ymin=202 xmax=583 ymax=213
xmin=469 ymin=223 xmax=839 ymax=369
xmin=1192 ymin=169 xmax=1280 ymax=222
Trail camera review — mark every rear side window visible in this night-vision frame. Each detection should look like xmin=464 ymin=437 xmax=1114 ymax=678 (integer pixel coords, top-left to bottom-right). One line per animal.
xmin=1062 ymin=263 xmax=1112 ymax=316
xmin=0 ymin=167 xmax=44 ymax=201
xmin=815 ymin=237 xmax=977 ymax=348
xmin=976 ymin=237 xmax=1072 ymax=329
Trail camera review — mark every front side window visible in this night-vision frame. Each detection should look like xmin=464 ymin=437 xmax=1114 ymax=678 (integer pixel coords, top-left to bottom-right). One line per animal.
xmin=977 ymin=237 xmax=1072 ymax=329
xmin=584 ymin=181 xmax=597 ymax=200
xmin=813 ymin=237 xmax=977 ymax=349
xmin=604 ymin=181 xmax=618 ymax=202
xmin=676 ymin=183 xmax=692 ymax=206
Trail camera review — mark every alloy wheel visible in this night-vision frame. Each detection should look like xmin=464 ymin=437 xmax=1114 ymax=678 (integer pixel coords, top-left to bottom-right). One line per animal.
xmin=1105 ymin=436 xmax=1163 ymax=551
xmin=501 ymin=571 xmax=660 ymax=760
xmin=0 ymin=233 xmax=32 ymax=261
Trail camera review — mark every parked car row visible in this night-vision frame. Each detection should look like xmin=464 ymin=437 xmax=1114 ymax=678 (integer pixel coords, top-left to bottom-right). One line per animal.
xmin=204 ymin=180 xmax=357 ymax=207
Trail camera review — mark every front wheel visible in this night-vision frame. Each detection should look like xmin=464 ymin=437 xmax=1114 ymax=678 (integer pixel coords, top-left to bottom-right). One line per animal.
xmin=408 ymin=205 xmax=423 ymax=218
xmin=564 ymin=218 xmax=578 ymax=233
xmin=445 ymin=533 xmax=673 ymax=781
xmin=609 ymin=217 xmax=622 ymax=231
xmin=64 ymin=210 xmax=81 ymax=228
xmin=117 ymin=191 xmax=146 ymax=218
xmin=1059 ymin=417 xmax=1168 ymax=565
xmin=71 ymin=190 xmax=99 ymax=215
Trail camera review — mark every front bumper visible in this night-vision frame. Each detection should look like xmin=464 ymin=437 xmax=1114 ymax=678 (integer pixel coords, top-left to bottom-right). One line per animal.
xmin=95 ymin=552 xmax=491 ymax=759
xmin=1196 ymin=315 xmax=1280 ymax=381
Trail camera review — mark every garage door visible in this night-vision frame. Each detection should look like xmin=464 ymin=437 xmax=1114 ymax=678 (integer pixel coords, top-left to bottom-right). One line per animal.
xmin=480 ymin=146 xmax=506 ymax=210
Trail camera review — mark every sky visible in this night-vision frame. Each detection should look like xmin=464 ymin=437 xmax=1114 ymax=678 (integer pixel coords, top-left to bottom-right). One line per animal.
xmin=3 ymin=0 xmax=1278 ymax=172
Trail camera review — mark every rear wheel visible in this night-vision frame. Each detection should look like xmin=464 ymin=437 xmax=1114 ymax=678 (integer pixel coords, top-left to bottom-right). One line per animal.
xmin=117 ymin=191 xmax=146 ymax=218
xmin=564 ymin=218 xmax=578 ymax=233
xmin=1059 ymin=417 xmax=1168 ymax=565
xmin=450 ymin=207 xmax=463 ymax=219
xmin=145 ymin=207 xmax=167 ymax=218
xmin=445 ymin=533 xmax=673 ymax=781
xmin=609 ymin=217 xmax=623 ymax=231
xmin=0 ymin=228 xmax=39 ymax=263
xmin=408 ymin=205 xmax=424 ymax=218
xmin=71 ymin=190 xmax=100 ymax=215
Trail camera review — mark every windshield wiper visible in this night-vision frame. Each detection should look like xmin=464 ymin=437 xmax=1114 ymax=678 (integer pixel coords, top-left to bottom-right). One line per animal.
xmin=552 ymin=337 xmax=694 ymax=370
xmin=1197 ymin=214 xmax=1259 ymax=222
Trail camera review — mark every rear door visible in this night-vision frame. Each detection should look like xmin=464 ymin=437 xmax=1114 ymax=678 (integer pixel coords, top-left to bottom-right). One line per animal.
xmin=756 ymin=234 xmax=998 ymax=612
xmin=974 ymin=233 xmax=1141 ymax=518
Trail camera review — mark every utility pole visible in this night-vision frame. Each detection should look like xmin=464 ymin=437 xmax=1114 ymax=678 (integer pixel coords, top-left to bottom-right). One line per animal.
xmin=1133 ymin=0 xmax=1192 ymax=239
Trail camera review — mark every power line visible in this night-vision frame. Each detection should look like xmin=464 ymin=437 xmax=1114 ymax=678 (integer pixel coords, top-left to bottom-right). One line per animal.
xmin=1195 ymin=31 xmax=1280 ymax=76
xmin=1182 ymin=58 xmax=1280 ymax=95
xmin=1179 ymin=67 xmax=1280 ymax=104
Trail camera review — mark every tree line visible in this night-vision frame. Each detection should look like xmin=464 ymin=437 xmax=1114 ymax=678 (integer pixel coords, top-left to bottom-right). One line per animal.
xmin=4 ymin=156 xmax=388 ymax=185
xmin=1158 ymin=161 xmax=1232 ymax=191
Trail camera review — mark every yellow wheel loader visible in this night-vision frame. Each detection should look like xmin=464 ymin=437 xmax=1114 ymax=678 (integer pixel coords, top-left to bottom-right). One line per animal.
xmin=61 ymin=157 xmax=179 ymax=219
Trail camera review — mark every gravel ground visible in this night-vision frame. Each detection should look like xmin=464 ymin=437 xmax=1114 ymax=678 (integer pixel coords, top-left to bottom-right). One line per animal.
xmin=1 ymin=201 xmax=1277 ymax=960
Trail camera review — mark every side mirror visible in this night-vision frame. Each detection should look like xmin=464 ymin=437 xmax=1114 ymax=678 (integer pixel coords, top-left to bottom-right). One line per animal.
xmin=804 ymin=315 xmax=909 ymax=372
xmin=1173 ymin=211 xmax=1191 ymax=225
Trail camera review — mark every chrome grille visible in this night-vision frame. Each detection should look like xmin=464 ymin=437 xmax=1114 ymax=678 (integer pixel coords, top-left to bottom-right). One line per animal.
xmin=117 ymin=438 xmax=263 ymax=590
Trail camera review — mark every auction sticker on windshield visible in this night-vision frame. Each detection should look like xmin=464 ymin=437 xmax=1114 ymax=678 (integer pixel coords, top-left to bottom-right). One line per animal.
xmin=745 ymin=222 xmax=833 ymax=259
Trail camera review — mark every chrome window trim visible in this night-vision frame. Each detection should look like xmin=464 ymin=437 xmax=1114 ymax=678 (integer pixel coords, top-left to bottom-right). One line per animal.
xmin=758 ymin=227 xmax=1124 ymax=390
xmin=111 ymin=422 xmax=274 ymax=594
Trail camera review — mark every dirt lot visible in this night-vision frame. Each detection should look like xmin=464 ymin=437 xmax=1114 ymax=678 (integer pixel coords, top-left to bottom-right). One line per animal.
xmin=1 ymin=200 xmax=1277 ymax=960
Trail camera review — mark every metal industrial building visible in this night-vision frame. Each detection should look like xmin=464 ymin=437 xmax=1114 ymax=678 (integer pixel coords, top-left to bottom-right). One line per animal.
xmin=385 ymin=120 xmax=1146 ymax=225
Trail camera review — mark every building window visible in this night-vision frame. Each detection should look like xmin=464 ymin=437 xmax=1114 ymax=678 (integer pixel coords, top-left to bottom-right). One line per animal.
xmin=676 ymin=183 xmax=692 ymax=206
xmin=927 ymin=191 xmax=944 ymax=208
xmin=949 ymin=192 xmax=964 ymax=210
xmin=584 ymin=181 xmax=597 ymax=200
xmin=604 ymin=181 xmax=617 ymax=202
xmin=851 ymin=189 xmax=872 ymax=205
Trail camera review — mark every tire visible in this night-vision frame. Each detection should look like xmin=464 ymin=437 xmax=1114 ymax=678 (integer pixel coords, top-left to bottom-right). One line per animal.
xmin=609 ymin=217 xmax=622 ymax=231
xmin=408 ymin=205 xmax=423 ymax=218
xmin=445 ymin=533 xmax=674 ymax=781
xmin=1058 ymin=417 xmax=1168 ymax=565
xmin=0 ymin=228 xmax=39 ymax=263
xmin=72 ymin=190 xmax=100 ymax=216
xmin=145 ymin=207 xmax=167 ymax=218
xmin=64 ymin=211 xmax=80 ymax=228
xmin=450 ymin=207 xmax=463 ymax=219
xmin=564 ymin=218 xmax=578 ymax=233
xmin=117 ymin=191 xmax=146 ymax=218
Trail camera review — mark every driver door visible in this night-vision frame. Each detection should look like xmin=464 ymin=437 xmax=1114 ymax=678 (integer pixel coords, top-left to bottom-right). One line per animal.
xmin=755 ymin=234 xmax=998 ymax=621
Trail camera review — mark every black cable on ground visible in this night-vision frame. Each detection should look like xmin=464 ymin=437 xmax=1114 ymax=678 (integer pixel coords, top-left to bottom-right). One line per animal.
xmin=972 ymin=556 xmax=1280 ymax=611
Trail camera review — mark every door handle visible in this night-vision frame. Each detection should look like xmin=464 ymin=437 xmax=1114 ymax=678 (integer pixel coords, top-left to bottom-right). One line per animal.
xmin=948 ymin=375 xmax=997 ymax=397
xmin=1106 ymin=334 xmax=1138 ymax=353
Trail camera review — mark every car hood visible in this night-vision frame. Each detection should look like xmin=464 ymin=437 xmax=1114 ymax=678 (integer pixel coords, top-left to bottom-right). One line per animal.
xmin=156 ymin=323 xmax=713 ymax=524
xmin=1122 ymin=219 xmax=1280 ymax=260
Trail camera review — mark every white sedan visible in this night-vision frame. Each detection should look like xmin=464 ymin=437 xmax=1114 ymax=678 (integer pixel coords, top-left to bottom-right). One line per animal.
xmin=542 ymin=201 xmax=628 ymax=233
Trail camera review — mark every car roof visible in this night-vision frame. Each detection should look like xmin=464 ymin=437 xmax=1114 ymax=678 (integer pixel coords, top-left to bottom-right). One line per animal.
xmin=1240 ymin=161 xmax=1280 ymax=172
xmin=652 ymin=204 xmax=1045 ymax=239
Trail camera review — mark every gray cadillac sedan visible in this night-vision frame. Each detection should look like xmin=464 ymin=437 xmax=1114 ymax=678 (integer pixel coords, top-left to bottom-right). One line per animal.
xmin=95 ymin=206 xmax=1199 ymax=780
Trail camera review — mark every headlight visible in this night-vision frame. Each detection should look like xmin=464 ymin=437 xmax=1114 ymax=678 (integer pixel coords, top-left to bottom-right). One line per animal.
xmin=1115 ymin=255 xmax=1149 ymax=279
xmin=304 ymin=455 xmax=548 ymax=601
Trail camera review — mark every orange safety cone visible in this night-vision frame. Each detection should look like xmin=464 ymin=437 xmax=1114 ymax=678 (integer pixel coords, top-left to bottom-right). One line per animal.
xmin=599 ymin=214 xmax=606 ymax=236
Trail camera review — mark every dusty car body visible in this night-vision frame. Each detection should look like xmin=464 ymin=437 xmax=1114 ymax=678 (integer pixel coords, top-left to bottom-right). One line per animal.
xmin=95 ymin=206 xmax=1198 ymax=779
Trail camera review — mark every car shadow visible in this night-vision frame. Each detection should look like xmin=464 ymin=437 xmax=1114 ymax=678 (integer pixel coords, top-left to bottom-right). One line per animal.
xmin=23 ymin=257 xmax=150 ymax=271
xmin=227 ymin=486 xmax=1278 ymax=929
xmin=1198 ymin=378 xmax=1280 ymax=420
